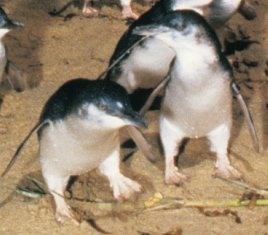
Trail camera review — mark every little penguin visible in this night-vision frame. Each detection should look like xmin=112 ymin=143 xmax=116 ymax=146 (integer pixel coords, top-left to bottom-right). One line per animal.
xmin=133 ymin=10 xmax=244 ymax=185
xmin=2 ymin=78 xmax=147 ymax=223
xmin=106 ymin=0 xmax=256 ymax=108
xmin=0 ymin=7 xmax=25 ymax=92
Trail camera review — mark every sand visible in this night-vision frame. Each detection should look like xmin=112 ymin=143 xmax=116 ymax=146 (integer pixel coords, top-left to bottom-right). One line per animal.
xmin=0 ymin=0 xmax=267 ymax=234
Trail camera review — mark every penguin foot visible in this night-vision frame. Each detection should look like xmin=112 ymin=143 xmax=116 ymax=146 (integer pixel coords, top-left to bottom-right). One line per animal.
xmin=239 ymin=1 xmax=256 ymax=20
xmin=82 ymin=6 xmax=98 ymax=17
xmin=0 ymin=126 xmax=7 ymax=134
xmin=111 ymin=174 xmax=141 ymax=200
xmin=6 ymin=61 xmax=27 ymax=92
xmin=55 ymin=205 xmax=80 ymax=225
xmin=121 ymin=5 xmax=138 ymax=20
xmin=165 ymin=167 xmax=190 ymax=186
xmin=213 ymin=165 xmax=242 ymax=180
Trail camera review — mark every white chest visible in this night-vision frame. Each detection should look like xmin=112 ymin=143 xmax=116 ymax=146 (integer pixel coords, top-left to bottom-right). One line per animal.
xmin=39 ymin=119 xmax=119 ymax=176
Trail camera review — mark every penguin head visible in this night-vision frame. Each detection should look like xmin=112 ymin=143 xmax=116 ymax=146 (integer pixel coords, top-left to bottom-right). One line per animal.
xmin=74 ymin=80 xmax=148 ymax=129
xmin=41 ymin=79 xmax=147 ymax=130
xmin=0 ymin=7 xmax=23 ymax=38
xmin=132 ymin=10 xmax=213 ymax=47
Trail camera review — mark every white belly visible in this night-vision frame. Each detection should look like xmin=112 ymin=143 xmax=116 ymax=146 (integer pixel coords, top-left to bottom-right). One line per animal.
xmin=39 ymin=119 xmax=119 ymax=177
xmin=161 ymin=70 xmax=232 ymax=138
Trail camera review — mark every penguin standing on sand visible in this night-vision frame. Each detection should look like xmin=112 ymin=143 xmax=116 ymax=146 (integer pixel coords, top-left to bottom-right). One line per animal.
xmin=0 ymin=7 xmax=25 ymax=92
xmin=106 ymin=0 xmax=256 ymax=109
xmin=133 ymin=10 xmax=254 ymax=185
xmin=2 ymin=79 xmax=147 ymax=223
xmin=82 ymin=0 xmax=138 ymax=19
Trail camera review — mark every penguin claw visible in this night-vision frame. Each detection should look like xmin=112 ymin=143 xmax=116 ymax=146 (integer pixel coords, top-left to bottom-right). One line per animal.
xmin=165 ymin=167 xmax=190 ymax=185
xmin=82 ymin=6 xmax=98 ymax=17
xmin=121 ymin=5 xmax=138 ymax=20
xmin=112 ymin=174 xmax=141 ymax=200
xmin=55 ymin=205 xmax=80 ymax=225
xmin=213 ymin=166 xmax=242 ymax=180
xmin=55 ymin=211 xmax=80 ymax=225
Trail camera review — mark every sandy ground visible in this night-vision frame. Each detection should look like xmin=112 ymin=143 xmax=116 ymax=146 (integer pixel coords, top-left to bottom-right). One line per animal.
xmin=0 ymin=0 xmax=267 ymax=234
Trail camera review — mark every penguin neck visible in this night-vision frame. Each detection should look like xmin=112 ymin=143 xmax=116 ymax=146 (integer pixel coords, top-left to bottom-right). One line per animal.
xmin=64 ymin=115 xmax=120 ymax=137
xmin=169 ymin=39 xmax=218 ymax=87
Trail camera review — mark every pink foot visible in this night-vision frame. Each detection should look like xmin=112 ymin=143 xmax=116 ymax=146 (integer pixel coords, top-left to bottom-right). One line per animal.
xmin=55 ymin=206 xmax=80 ymax=225
xmin=110 ymin=174 xmax=141 ymax=200
xmin=214 ymin=165 xmax=242 ymax=180
xmin=165 ymin=166 xmax=190 ymax=185
xmin=82 ymin=6 xmax=98 ymax=17
xmin=121 ymin=5 xmax=138 ymax=20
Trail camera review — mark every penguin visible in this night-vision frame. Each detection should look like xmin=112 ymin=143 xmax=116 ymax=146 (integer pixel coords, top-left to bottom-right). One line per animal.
xmin=132 ymin=10 xmax=248 ymax=185
xmin=1 ymin=78 xmax=147 ymax=223
xmin=106 ymin=0 xmax=256 ymax=109
xmin=0 ymin=7 xmax=26 ymax=92
xmin=205 ymin=0 xmax=256 ymax=27
xmin=82 ymin=0 xmax=138 ymax=19
xmin=50 ymin=0 xmax=138 ymax=20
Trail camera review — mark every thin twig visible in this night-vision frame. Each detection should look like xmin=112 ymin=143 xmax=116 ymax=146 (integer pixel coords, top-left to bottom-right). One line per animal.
xmin=216 ymin=176 xmax=268 ymax=196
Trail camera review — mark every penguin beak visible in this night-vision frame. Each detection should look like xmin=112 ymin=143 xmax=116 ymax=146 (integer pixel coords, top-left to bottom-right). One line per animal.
xmin=132 ymin=25 xmax=170 ymax=37
xmin=121 ymin=110 xmax=148 ymax=129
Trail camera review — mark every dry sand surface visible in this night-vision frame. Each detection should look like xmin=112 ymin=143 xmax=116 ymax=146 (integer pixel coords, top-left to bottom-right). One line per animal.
xmin=0 ymin=0 xmax=267 ymax=234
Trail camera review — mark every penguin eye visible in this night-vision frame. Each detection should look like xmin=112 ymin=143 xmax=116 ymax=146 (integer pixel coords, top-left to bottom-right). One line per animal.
xmin=98 ymin=103 xmax=108 ymax=111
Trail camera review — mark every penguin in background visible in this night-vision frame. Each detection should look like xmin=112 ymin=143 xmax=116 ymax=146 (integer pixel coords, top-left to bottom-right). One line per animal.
xmin=2 ymin=79 xmax=147 ymax=223
xmin=106 ymin=0 xmax=256 ymax=110
xmin=0 ymin=6 xmax=26 ymax=92
xmin=50 ymin=0 xmax=138 ymax=20
xmin=132 ymin=10 xmax=259 ymax=184
xmin=82 ymin=0 xmax=138 ymax=19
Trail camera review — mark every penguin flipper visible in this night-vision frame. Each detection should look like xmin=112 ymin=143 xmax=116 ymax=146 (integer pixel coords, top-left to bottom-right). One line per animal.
xmin=139 ymin=75 xmax=170 ymax=115
xmin=1 ymin=120 xmax=49 ymax=177
xmin=231 ymin=82 xmax=260 ymax=153
xmin=126 ymin=126 xmax=157 ymax=163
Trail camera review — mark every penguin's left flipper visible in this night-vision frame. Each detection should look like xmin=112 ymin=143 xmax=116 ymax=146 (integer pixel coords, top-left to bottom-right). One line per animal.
xmin=231 ymin=81 xmax=260 ymax=152
xmin=5 ymin=61 xmax=27 ymax=92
